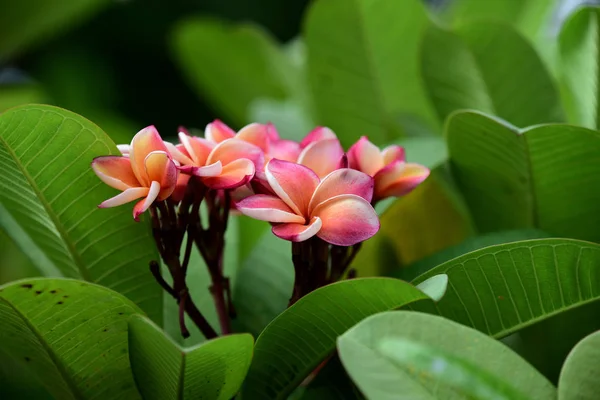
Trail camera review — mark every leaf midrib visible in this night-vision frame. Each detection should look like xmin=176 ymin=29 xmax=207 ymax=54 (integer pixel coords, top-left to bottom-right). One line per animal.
xmin=0 ymin=112 xmax=91 ymax=281
xmin=0 ymin=296 xmax=83 ymax=400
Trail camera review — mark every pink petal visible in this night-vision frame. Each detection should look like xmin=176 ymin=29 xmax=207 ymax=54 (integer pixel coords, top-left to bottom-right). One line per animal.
xmin=170 ymin=173 xmax=191 ymax=203
xmin=268 ymin=139 xmax=301 ymax=162
xmin=134 ymin=180 xmax=162 ymax=220
xmin=236 ymin=195 xmax=305 ymax=223
xmin=374 ymin=161 xmax=430 ymax=200
xmin=92 ymin=156 xmax=140 ymax=191
xmin=312 ymin=194 xmax=380 ymax=246
xmin=299 ymin=126 xmax=337 ymax=149
xmin=188 ymin=161 xmax=223 ymax=177
xmin=164 ymin=141 xmax=194 ymax=166
xmin=117 ymin=144 xmax=130 ymax=156
xmin=143 ymin=151 xmax=178 ymax=200
xmin=203 ymin=158 xmax=255 ymax=190
xmin=99 ymin=186 xmax=149 ymax=209
xmin=347 ymin=136 xmax=384 ymax=176
xmin=179 ymin=132 xmax=214 ymax=166
xmin=308 ymin=169 xmax=374 ymax=214
xmin=207 ymin=138 xmax=264 ymax=169
xmin=230 ymin=184 xmax=255 ymax=204
xmin=130 ymin=126 xmax=169 ymax=186
xmin=236 ymin=123 xmax=269 ymax=152
xmin=205 ymin=119 xmax=236 ymax=143
xmin=265 ymin=159 xmax=319 ymax=216
xmin=381 ymin=145 xmax=406 ymax=164
xmin=297 ymin=138 xmax=345 ymax=178
xmin=178 ymin=126 xmax=190 ymax=136
xmin=250 ymin=170 xmax=275 ymax=195
xmin=272 ymin=217 xmax=322 ymax=242
xmin=266 ymin=122 xmax=280 ymax=141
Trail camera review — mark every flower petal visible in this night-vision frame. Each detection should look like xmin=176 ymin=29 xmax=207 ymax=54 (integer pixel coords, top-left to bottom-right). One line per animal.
xmin=144 ymin=151 xmax=178 ymax=200
xmin=164 ymin=141 xmax=194 ymax=165
xmin=205 ymin=119 xmax=236 ymax=143
xmin=203 ymin=158 xmax=255 ymax=189
xmin=130 ymin=126 xmax=168 ymax=186
xmin=116 ymin=144 xmax=130 ymax=156
xmin=272 ymin=217 xmax=322 ymax=242
xmin=299 ymin=126 xmax=337 ymax=149
xmin=347 ymin=136 xmax=384 ymax=177
xmin=374 ymin=161 xmax=430 ymax=200
xmin=265 ymin=159 xmax=319 ymax=216
xmin=268 ymin=139 xmax=301 ymax=162
xmin=236 ymin=195 xmax=305 ymax=223
xmin=207 ymin=138 xmax=264 ymax=168
xmin=381 ymin=144 xmax=405 ymax=164
xmin=266 ymin=122 xmax=280 ymax=141
xmin=170 ymin=173 xmax=191 ymax=203
xmin=297 ymin=138 xmax=345 ymax=178
xmin=99 ymin=186 xmax=149 ymax=209
xmin=236 ymin=123 xmax=269 ymax=152
xmin=312 ymin=194 xmax=380 ymax=246
xmin=308 ymin=168 xmax=374 ymax=214
xmin=188 ymin=161 xmax=223 ymax=177
xmin=179 ymin=132 xmax=214 ymax=166
xmin=133 ymin=180 xmax=161 ymax=221
xmin=92 ymin=156 xmax=140 ymax=191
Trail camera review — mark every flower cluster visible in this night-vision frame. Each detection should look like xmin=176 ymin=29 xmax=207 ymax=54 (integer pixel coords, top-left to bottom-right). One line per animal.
xmin=92 ymin=121 xmax=430 ymax=245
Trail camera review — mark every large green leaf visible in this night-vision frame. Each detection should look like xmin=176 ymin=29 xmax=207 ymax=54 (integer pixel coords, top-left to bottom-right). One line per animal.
xmin=0 ymin=278 xmax=144 ymax=399
xmin=352 ymin=166 xmax=474 ymax=277
xmin=337 ymin=311 xmax=555 ymax=400
xmin=128 ymin=315 xmax=253 ymax=400
xmin=393 ymin=229 xmax=551 ymax=282
xmin=442 ymin=0 xmax=561 ymax=74
xmin=558 ymin=330 xmax=600 ymax=400
xmin=305 ymin=0 xmax=437 ymax=146
xmin=559 ymin=6 xmax=600 ymax=129
xmin=242 ymin=278 xmax=432 ymax=399
xmin=0 ymin=0 xmax=111 ymax=60
xmin=411 ymin=238 xmax=600 ymax=340
xmin=421 ymin=22 xmax=563 ymax=127
xmin=0 ymin=104 xmax=162 ymax=321
xmin=447 ymin=111 xmax=600 ymax=241
xmin=171 ymin=18 xmax=290 ymax=126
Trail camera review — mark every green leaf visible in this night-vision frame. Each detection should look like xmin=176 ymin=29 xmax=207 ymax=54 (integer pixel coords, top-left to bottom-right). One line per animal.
xmin=248 ymin=98 xmax=314 ymax=142
xmin=441 ymin=0 xmax=561 ymax=75
xmin=232 ymin=231 xmax=293 ymax=337
xmin=559 ymin=6 xmax=600 ymax=129
xmin=415 ymin=274 xmax=448 ymax=302
xmin=393 ymin=229 xmax=551 ymax=282
xmin=0 ymin=104 xmax=162 ymax=322
xmin=305 ymin=0 xmax=437 ymax=146
xmin=337 ymin=311 xmax=555 ymax=400
xmin=411 ymin=238 xmax=600 ymax=340
xmin=421 ymin=22 xmax=563 ymax=127
xmin=0 ymin=278 xmax=144 ymax=399
xmin=352 ymin=166 xmax=474 ymax=277
xmin=0 ymin=0 xmax=111 ymax=60
xmin=128 ymin=315 xmax=253 ymax=400
xmin=395 ymin=136 xmax=448 ymax=169
xmin=171 ymin=18 xmax=290 ymax=126
xmin=558 ymin=330 xmax=600 ymax=400
xmin=242 ymin=278 xmax=432 ymax=399
xmin=447 ymin=111 xmax=600 ymax=241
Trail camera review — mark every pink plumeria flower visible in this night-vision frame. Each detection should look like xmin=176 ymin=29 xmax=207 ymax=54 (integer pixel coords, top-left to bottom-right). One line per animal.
xmin=236 ymin=159 xmax=379 ymax=246
xmin=92 ymin=126 xmax=178 ymax=221
xmin=348 ymin=136 xmax=430 ymax=202
xmin=205 ymin=119 xmax=269 ymax=153
xmin=171 ymin=131 xmax=264 ymax=190
xmin=296 ymin=126 xmax=345 ymax=178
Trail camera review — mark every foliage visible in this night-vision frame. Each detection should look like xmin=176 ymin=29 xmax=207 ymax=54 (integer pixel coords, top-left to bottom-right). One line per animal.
xmin=3 ymin=0 xmax=600 ymax=399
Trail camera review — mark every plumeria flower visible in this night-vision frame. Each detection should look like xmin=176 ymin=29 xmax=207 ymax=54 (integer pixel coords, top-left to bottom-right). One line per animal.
xmin=348 ymin=136 xmax=430 ymax=202
xmin=92 ymin=126 xmax=178 ymax=221
xmin=205 ymin=119 xmax=269 ymax=153
xmin=170 ymin=131 xmax=264 ymax=190
xmin=236 ymin=159 xmax=379 ymax=246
